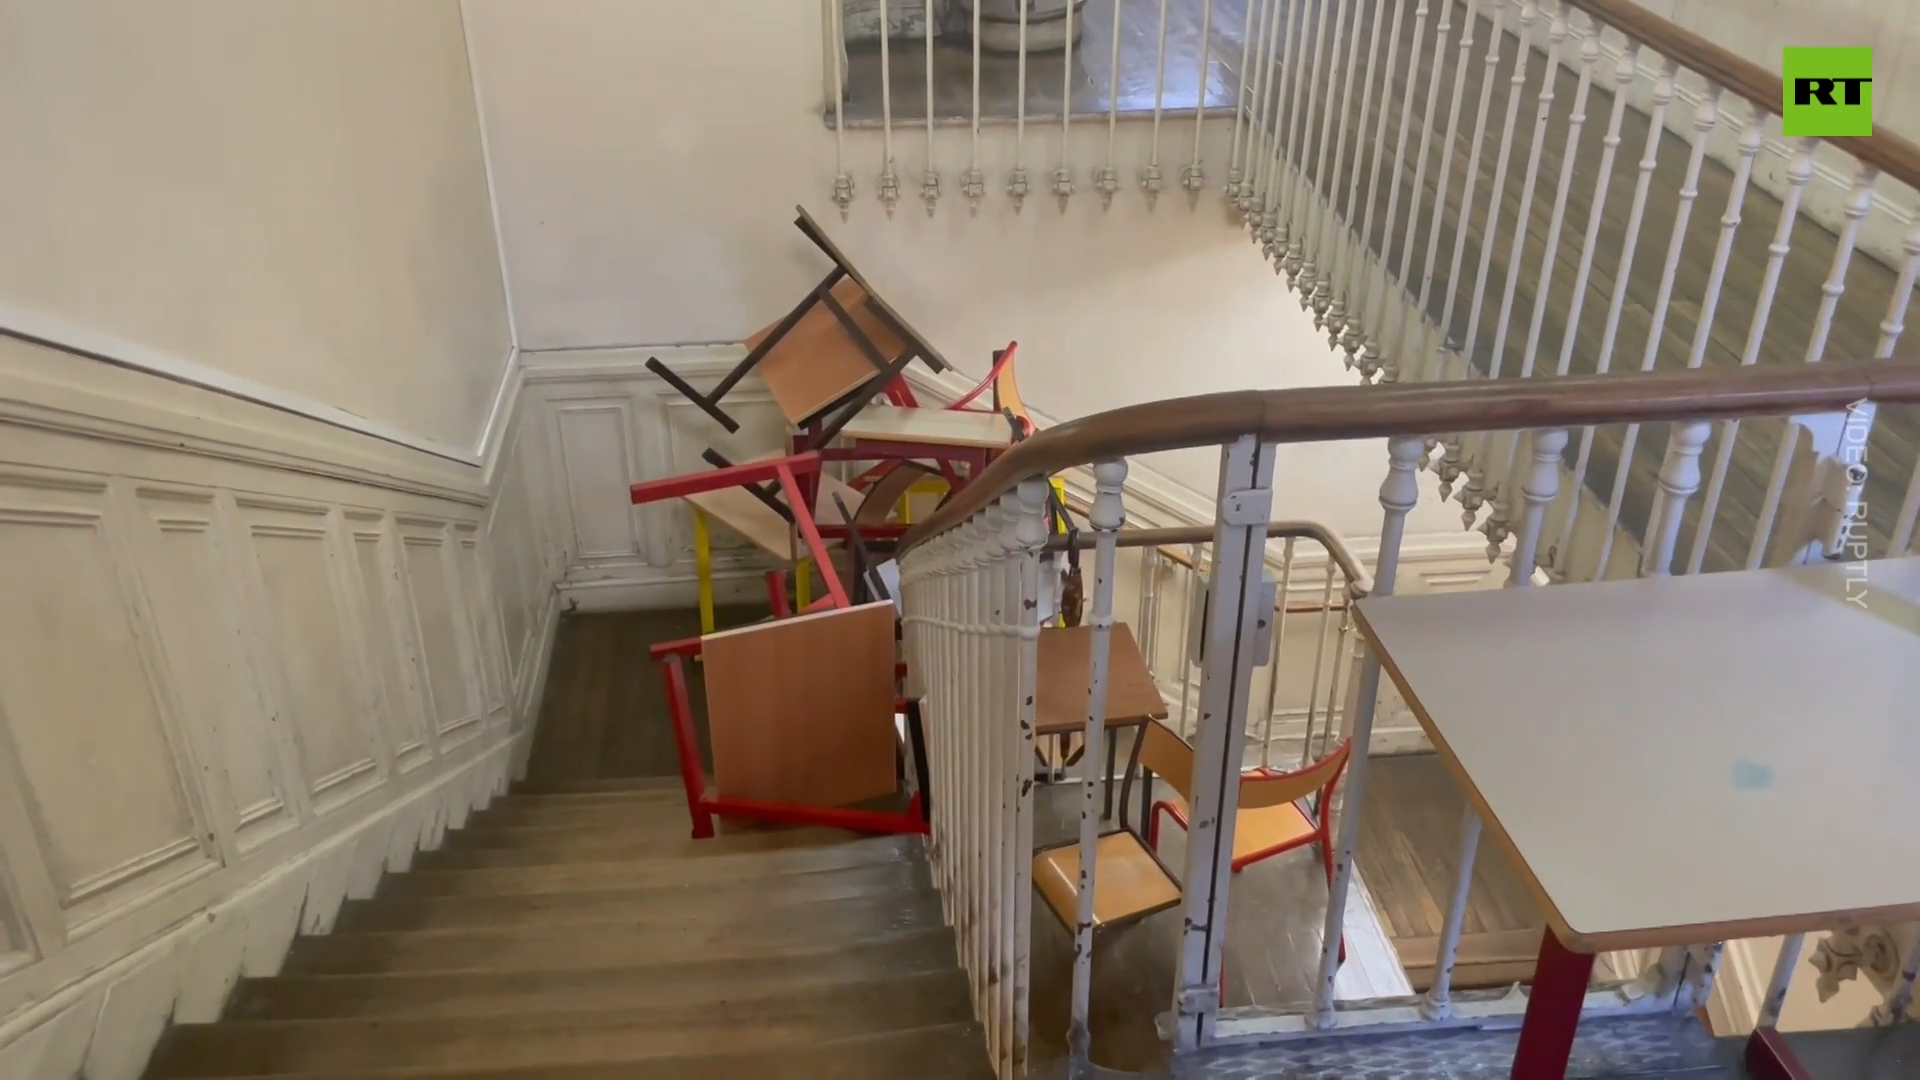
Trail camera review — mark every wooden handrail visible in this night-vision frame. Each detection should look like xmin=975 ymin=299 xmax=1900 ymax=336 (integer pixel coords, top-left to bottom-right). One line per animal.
xmin=1563 ymin=0 xmax=1920 ymax=192
xmin=899 ymin=358 xmax=1920 ymax=554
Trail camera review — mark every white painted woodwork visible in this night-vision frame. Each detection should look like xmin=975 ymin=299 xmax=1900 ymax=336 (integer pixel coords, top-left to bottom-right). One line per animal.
xmin=0 ymin=333 xmax=561 ymax=1077
xmin=1358 ymin=557 xmax=1920 ymax=947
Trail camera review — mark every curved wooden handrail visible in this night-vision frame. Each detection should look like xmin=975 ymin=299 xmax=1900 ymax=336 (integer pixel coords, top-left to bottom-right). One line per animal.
xmin=1563 ymin=0 xmax=1920 ymax=192
xmin=899 ymin=357 xmax=1920 ymax=554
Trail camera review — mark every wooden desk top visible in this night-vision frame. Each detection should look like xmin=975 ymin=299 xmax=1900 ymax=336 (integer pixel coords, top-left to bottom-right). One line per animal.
xmin=1034 ymin=623 xmax=1167 ymax=736
xmin=1353 ymin=557 xmax=1920 ymax=952
xmin=839 ymin=405 xmax=1015 ymax=450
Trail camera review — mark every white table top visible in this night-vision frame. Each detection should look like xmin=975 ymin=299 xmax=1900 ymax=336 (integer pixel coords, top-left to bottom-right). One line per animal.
xmin=1354 ymin=557 xmax=1920 ymax=952
xmin=837 ymin=405 xmax=1014 ymax=449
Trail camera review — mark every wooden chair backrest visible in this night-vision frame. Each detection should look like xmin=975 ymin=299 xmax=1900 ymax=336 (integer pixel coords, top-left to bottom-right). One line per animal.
xmin=1136 ymin=720 xmax=1351 ymax=812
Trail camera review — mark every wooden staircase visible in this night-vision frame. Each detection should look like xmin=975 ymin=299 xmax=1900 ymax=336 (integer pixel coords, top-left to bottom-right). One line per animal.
xmin=142 ymin=777 xmax=992 ymax=1079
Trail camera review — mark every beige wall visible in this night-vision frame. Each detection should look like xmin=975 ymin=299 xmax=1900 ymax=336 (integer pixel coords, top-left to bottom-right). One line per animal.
xmin=0 ymin=0 xmax=512 ymax=456
xmin=463 ymin=0 xmax=1475 ymax=548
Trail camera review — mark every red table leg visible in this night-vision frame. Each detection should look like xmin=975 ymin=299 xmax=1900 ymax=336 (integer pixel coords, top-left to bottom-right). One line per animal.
xmin=1743 ymin=1027 xmax=1812 ymax=1080
xmin=1510 ymin=928 xmax=1595 ymax=1079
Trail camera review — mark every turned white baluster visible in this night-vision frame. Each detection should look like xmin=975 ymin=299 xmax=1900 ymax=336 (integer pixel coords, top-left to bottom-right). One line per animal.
xmin=1375 ymin=0 xmax=1445 ymax=384
xmin=1225 ymin=0 xmax=1261 ymax=203
xmin=1332 ymin=0 xmax=1393 ymax=364
xmin=1096 ymin=0 xmax=1125 ymax=206
xmin=1640 ymin=421 xmax=1710 ymax=577
xmin=1182 ymin=0 xmax=1214 ymax=196
xmin=1009 ymin=0 xmax=1030 ymax=208
xmin=1508 ymin=428 xmax=1567 ymax=582
xmin=1067 ymin=461 xmax=1126 ymax=1064
xmin=829 ymin=0 xmax=854 ymax=209
xmin=1311 ymin=0 xmax=1366 ymax=332
xmin=1552 ymin=50 xmax=1670 ymax=563
xmin=1053 ymin=0 xmax=1076 ymax=206
xmin=1405 ymin=0 xmax=1478 ymax=390
xmin=921 ymin=0 xmax=939 ymax=213
xmin=1478 ymin=2 xmax=1565 ymax=551
xmin=1264 ymin=0 xmax=1305 ymax=263
xmin=990 ymin=497 xmax=1019 ymax=1068
xmin=1284 ymin=0 xmax=1336 ymax=289
xmin=1747 ymin=161 xmax=1880 ymax=571
xmin=877 ymin=0 xmax=901 ymax=212
xmin=1350 ymin=0 xmax=1412 ymax=378
xmin=1261 ymin=536 xmax=1297 ymax=769
xmin=1688 ymin=137 xmax=1818 ymax=573
xmin=1141 ymin=0 xmax=1173 ymax=204
xmin=1432 ymin=0 xmax=1511 ymax=501
xmin=1592 ymin=82 xmax=1721 ymax=577
xmin=964 ymin=0 xmax=985 ymax=207
xmin=1243 ymin=0 xmax=1280 ymax=221
xmin=1757 ymin=933 xmax=1806 ymax=1029
xmin=1315 ymin=434 xmax=1425 ymax=1028
xmin=1009 ymin=479 xmax=1049 ymax=1076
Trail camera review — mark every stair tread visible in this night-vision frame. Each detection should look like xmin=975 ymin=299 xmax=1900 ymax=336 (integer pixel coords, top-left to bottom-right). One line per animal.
xmin=383 ymin=833 xmax=922 ymax=897
xmin=228 ymin=932 xmax=964 ymax=1021
xmin=284 ymin=891 xmax=948 ymax=975
xmin=337 ymin=860 xmax=933 ymax=932
xmin=420 ymin=825 xmax=862 ymax=867
xmin=503 ymin=776 xmax=689 ymax=799
xmin=152 ymin=1022 xmax=993 ymax=1080
xmin=151 ymin=973 xmax=977 ymax=1077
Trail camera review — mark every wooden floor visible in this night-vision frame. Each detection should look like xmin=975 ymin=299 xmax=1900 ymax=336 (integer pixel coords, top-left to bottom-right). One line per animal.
xmin=519 ymin=605 xmax=767 ymax=790
xmin=1314 ymin=0 xmax=1915 ymax=567
xmin=1357 ymin=752 xmax=1622 ymax=992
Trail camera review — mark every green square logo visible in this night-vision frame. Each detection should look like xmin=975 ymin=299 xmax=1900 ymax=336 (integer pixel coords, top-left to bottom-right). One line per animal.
xmin=1782 ymin=47 xmax=1874 ymax=136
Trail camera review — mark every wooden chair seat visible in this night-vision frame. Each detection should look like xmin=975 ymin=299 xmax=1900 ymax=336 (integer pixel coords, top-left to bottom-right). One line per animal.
xmin=1156 ymin=793 xmax=1317 ymax=865
xmin=1032 ymin=831 xmax=1181 ymax=932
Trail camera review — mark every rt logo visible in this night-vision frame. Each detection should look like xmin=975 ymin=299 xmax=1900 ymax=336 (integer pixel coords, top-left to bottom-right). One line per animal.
xmin=1782 ymin=47 xmax=1874 ymax=136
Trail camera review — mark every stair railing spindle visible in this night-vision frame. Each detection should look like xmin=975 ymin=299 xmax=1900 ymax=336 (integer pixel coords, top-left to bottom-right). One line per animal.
xmin=1283 ymin=0 xmax=1336 ymax=288
xmin=1640 ymin=420 xmax=1711 ymax=577
xmin=1299 ymin=571 xmax=1338 ymax=767
xmin=1344 ymin=0 xmax=1405 ymax=375
xmin=1010 ymin=479 xmax=1049 ymax=1077
xmin=1243 ymin=0 xmax=1280 ymax=222
xmin=1313 ymin=0 xmax=1370 ymax=334
xmin=1262 ymin=0 xmax=1303 ymax=262
xmin=1375 ymin=0 xmax=1446 ymax=384
xmin=1260 ymin=536 xmax=1297 ymax=769
xmin=1746 ymin=160 xmax=1881 ymax=570
xmin=1183 ymin=0 xmax=1215 ymax=195
xmin=1686 ymin=137 xmax=1818 ymax=575
xmin=1404 ymin=0 xmax=1479 ymax=385
xmin=1227 ymin=0 xmax=1262 ymax=201
xmin=1590 ymin=80 xmax=1720 ymax=578
xmin=1067 ymin=460 xmax=1127 ymax=1065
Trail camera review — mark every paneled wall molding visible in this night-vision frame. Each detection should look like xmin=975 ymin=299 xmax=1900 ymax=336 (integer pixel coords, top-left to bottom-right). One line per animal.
xmin=0 ymin=334 xmax=562 ymax=1077
xmin=0 ymin=334 xmax=488 ymax=505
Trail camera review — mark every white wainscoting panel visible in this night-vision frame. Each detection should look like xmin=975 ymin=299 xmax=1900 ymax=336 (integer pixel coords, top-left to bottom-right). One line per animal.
xmin=0 ymin=333 xmax=562 ymax=1078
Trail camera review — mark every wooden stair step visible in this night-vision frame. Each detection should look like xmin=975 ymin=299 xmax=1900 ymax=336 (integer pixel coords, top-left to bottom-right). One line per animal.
xmin=337 ymin=860 xmax=932 ymax=933
xmin=381 ymin=834 xmax=922 ymax=897
xmin=151 ymin=1022 xmax=993 ymax=1080
xmin=283 ymin=892 xmax=948 ymax=975
xmin=470 ymin=800 xmax=715 ymax=828
xmin=1396 ymin=927 xmax=1545 ymax=992
xmin=150 ymin=971 xmax=975 ymax=1077
xmin=503 ymin=777 xmax=689 ymax=800
xmin=227 ymin=932 xmax=963 ymax=1021
xmin=420 ymin=826 xmax=859 ymax=868
xmin=441 ymin=819 xmax=709 ymax=849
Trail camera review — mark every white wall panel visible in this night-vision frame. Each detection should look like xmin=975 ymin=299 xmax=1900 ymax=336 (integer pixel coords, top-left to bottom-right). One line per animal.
xmin=345 ymin=514 xmax=431 ymax=772
xmin=401 ymin=526 xmax=483 ymax=742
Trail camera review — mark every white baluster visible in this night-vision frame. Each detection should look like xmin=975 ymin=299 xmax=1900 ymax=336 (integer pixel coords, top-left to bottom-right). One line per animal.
xmin=1241 ymin=0 xmax=1278 ymax=219
xmin=1431 ymin=0 xmax=1511 ymax=502
xmin=1420 ymin=805 xmax=1482 ymax=1020
xmin=1320 ymin=602 xmax=1354 ymax=760
xmin=1010 ymin=0 xmax=1030 ymax=208
xmin=1403 ymin=0 xmax=1477 ymax=389
xmin=1748 ymin=161 xmax=1880 ymax=570
xmin=1757 ymin=933 xmax=1805 ymax=1029
xmin=1261 ymin=536 xmax=1297 ymax=769
xmin=1508 ymin=428 xmax=1567 ymax=582
xmin=878 ymin=0 xmax=901 ymax=212
xmin=1591 ymin=80 xmax=1719 ymax=577
xmin=1283 ymin=0 xmax=1335 ymax=288
xmin=829 ymin=0 xmax=855 ymax=210
xmin=1304 ymin=0 xmax=1356 ymax=318
xmin=1171 ymin=436 xmax=1278 ymax=1050
xmin=1640 ymin=421 xmax=1711 ymax=577
xmin=1067 ymin=460 xmax=1126 ymax=1064
xmin=988 ymin=498 xmax=1015 ymax=1067
xmin=1178 ymin=544 xmax=1200 ymax=735
xmin=1299 ymin=571 xmax=1338 ymax=765
xmin=1009 ymin=479 xmax=1048 ymax=1076
xmin=1225 ymin=0 xmax=1261 ymax=203
xmin=1314 ymin=434 xmax=1424 ymax=1028
xmin=1097 ymin=0 xmax=1125 ymax=206
xmin=964 ymin=0 xmax=985 ymax=207
xmin=1551 ymin=50 xmax=1669 ymax=566
xmin=1344 ymin=0 xmax=1404 ymax=371
xmin=1687 ymin=137 xmax=1817 ymax=574
xmin=960 ymin=514 xmax=986 ymax=1022
xmin=1054 ymin=0 xmax=1076 ymax=206
xmin=1311 ymin=0 xmax=1367 ymax=334
xmin=1262 ymin=0 xmax=1303 ymax=263
xmin=1141 ymin=0 xmax=1173 ymax=204
xmin=922 ymin=0 xmax=940 ymax=213
xmin=1370 ymin=0 xmax=1439 ymax=384
xmin=1478 ymin=2 xmax=1565 ymax=552
xmin=1183 ymin=0 xmax=1214 ymax=196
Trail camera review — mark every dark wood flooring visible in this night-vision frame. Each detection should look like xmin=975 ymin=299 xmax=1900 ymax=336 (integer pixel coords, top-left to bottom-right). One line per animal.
xmin=1356 ymin=752 xmax=1623 ymax=992
xmin=520 ymin=605 xmax=767 ymax=790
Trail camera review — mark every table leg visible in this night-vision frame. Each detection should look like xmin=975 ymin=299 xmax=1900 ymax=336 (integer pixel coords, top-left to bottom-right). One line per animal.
xmin=1743 ymin=1027 xmax=1811 ymax=1080
xmin=1509 ymin=928 xmax=1595 ymax=1079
